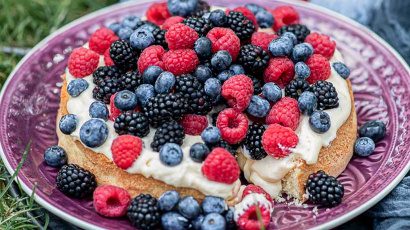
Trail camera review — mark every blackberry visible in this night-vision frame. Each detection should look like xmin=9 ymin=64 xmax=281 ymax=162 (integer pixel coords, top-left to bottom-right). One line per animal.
xmin=306 ymin=170 xmax=344 ymax=207
xmin=56 ymin=164 xmax=96 ymax=198
xmin=244 ymin=124 xmax=267 ymax=160
xmin=119 ymin=71 xmax=142 ymax=91
xmin=183 ymin=17 xmax=213 ymax=36
xmin=237 ymin=44 xmax=269 ymax=74
xmin=127 ymin=194 xmax=161 ymax=230
xmin=151 ymin=120 xmax=185 ymax=152
xmin=207 ymin=140 xmax=239 ymax=157
xmin=143 ymin=93 xmax=188 ymax=127
xmin=285 ymin=78 xmax=310 ymax=100
xmin=175 ymin=74 xmax=212 ymax=115
xmin=92 ymin=78 xmax=119 ymax=104
xmin=310 ymin=80 xmax=339 ymax=110
xmin=109 ymin=40 xmax=138 ymax=70
xmin=191 ymin=0 xmax=210 ymax=17
xmin=226 ymin=11 xmax=255 ymax=40
xmin=114 ymin=111 xmax=150 ymax=137
xmin=252 ymin=77 xmax=263 ymax=95
xmin=152 ymin=27 xmax=168 ymax=49
xmin=278 ymin=24 xmax=310 ymax=44
xmin=92 ymin=66 xmax=121 ymax=85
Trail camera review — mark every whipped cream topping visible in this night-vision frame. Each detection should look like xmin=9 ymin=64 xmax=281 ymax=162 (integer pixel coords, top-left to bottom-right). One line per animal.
xmin=233 ymin=193 xmax=273 ymax=221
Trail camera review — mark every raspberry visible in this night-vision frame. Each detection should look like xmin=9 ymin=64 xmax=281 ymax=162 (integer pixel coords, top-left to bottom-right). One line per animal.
xmin=137 ymin=45 xmax=166 ymax=73
xmin=109 ymin=93 xmax=121 ymax=121
xmin=216 ymin=108 xmax=249 ymax=144
xmin=206 ymin=27 xmax=240 ymax=61
xmin=162 ymin=49 xmax=199 ymax=75
xmin=146 ymin=2 xmax=172 ymax=26
xmin=68 ymin=47 xmax=100 ymax=78
xmin=93 ymin=185 xmax=131 ymax=217
xmin=270 ymin=6 xmax=300 ymax=31
xmin=103 ymin=48 xmax=114 ymax=66
xmin=201 ymin=147 xmax=240 ymax=184
xmin=305 ymin=54 xmax=331 ymax=84
xmin=227 ymin=7 xmax=258 ymax=29
xmin=237 ymin=204 xmax=271 ymax=230
xmin=165 ymin=23 xmax=199 ymax=50
xmin=251 ymin=32 xmax=278 ymax=52
xmin=266 ymin=97 xmax=300 ymax=130
xmin=305 ymin=32 xmax=336 ymax=59
xmin=263 ymin=57 xmax=295 ymax=88
xmin=242 ymin=184 xmax=272 ymax=202
xmin=162 ymin=16 xmax=184 ymax=30
xmin=111 ymin=135 xmax=143 ymax=169
xmin=221 ymin=74 xmax=254 ymax=112
xmin=262 ymin=124 xmax=298 ymax=158
xmin=180 ymin=114 xmax=208 ymax=135
xmin=89 ymin=27 xmax=119 ymax=54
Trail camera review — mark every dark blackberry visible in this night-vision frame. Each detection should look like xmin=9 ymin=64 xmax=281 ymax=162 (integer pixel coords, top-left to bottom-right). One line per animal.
xmin=278 ymin=24 xmax=310 ymax=43
xmin=119 ymin=71 xmax=142 ymax=91
xmin=207 ymin=140 xmax=239 ymax=157
xmin=285 ymin=78 xmax=310 ymax=100
xmin=114 ymin=111 xmax=150 ymax=138
xmin=310 ymin=80 xmax=339 ymax=110
xmin=92 ymin=66 xmax=121 ymax=85
xmin=244 ymin=124 xmax=267 ymax=160
xmin=152 ymin=28 xmax=168 ymax=49
xmin=127 ymin=194 xmax=161 ymax=230
xmin=151 ymin=120 xmax=185 ymax=152
xmin=183 ymin=17 xmax=213 ymax=36
xmin=252 ymin=77 xmax=263 ymax=95
xmin=109 ymin=40 xmax=138 ymax=70
xmin=92 ymin=78 xmax=119 ymax=104
xmin=143 ymin=93 xmax=188 ymax=127
xmin=211 ymin=112 xmax=220 ymax=126
xmin=175 ymin=74 xmax=212 ymax=115
xmin=56 ymin=164 xmax=97 ymax=198
xmin=237 ymin=44 xmax=269 ymax=74
xmin=306 ymin=170 xmax=344 ymax=207
xmin=226 ymin=11 xmax=255 ymax=40
xmin=191 ymin=0 xmax=210 ymax=17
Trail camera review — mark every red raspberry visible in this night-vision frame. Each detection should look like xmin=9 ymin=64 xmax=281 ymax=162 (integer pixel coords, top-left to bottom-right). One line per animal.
xmin=263 ymin=57 xmax=295 ymax=88
xmin=305 ymin=32 xmax=336 ymax=59
xmin=93 ymin=185 xmax=131 ymax=217
xmin=89 ymin=27 xmax=119 ymax=54
xmin=206 ymin=27 xmax=240 ymax=61
xmin=305 ymin=54 xmax=331 ymax=84
xmin=146 ymin=2 xmax=171 ymax=26
xmin=242 ymin=184 xmax=272 ymax=202
xmin=266 ymin=97 xmax=300 ymax=130
xmin=180 ymin=114 xmax=208 ymax=135
xmin=270 ymin=6 xmax=300 ymax=31
xmin=216 ymin=108 xmax=249 ymax=144
xmin=109 ymin=94 xmax=121 ymax=121
xmin=202 ymin=147 xmax=240 ymax=184
xmin=162 ymin=49 xmax=199 ymax=75
xmin=221 ymin=74 xmax=254 ymax=112
xmin=237 ymin=204 xmax=271 ymax=230
xmin=104 ymin=48 xmax=114 ymax=66
xmin=227 ymin=7 xmax=258 ymax=29
xmin=251 ymin=32 xmax=278 ymax=52
xmin=165 ymin=23 xmax=199 ymax=50
xmin=68 ymin=47 xmax=99 ymax=78
xmin=262 ymin=124 xmax=298 ymax=158
xmin=111 ymin=135 xmax=142 ymax=170
xmin=137 ymin=45 xmax=166 ymax=73
xmin=162 ymin=16 xmax=184 ymax=30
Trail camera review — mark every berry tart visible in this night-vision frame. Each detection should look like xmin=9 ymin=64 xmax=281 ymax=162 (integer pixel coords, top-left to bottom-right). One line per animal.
xmin=48 ymin=1 xmax=387 ymax=229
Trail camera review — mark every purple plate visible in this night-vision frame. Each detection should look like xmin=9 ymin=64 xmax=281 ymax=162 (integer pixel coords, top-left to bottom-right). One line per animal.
xmin=1 ymin=0 xmax=410 ymax=229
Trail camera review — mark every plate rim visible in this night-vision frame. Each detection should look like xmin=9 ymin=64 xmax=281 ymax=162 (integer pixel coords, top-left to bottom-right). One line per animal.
xmin=0 ymin=0 xmax=409 ymax=229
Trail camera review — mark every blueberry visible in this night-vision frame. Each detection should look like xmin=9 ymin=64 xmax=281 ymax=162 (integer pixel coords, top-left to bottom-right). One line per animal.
xmin=255 ymin=10 xmax=274 ymax=28
xmin=354 ymin=137 xmax=376 ymax=157
xmin=247 ymin=95 xmax=270 ymax=118
xmin=333 ymin=62 xmax=351 ymax=79
xmin=194 ymin=37 xmax=212 ymax=60
xmin=80 ymin=119 xmax=109 ymax=148
xmin=138 ymin=22 xmax=159 ymax=32
xmin=67 ymin=79 xmax=88 ymax=97
xmin=135 ymin=84 xmax=155 ymax=106
xmin=211 ymin=51 xmax=232 ymax=72
xmin=292 ymin=43 xmax=313 ymax=62
xmin=195 ymin=65 xmax=213 ymax=83
xmin=204 ymin=78 xmax=221 ymax=99
xmin=209 ymin=9 xmax=227 ymax=27
xmin=358 ymin=120 xmax=386 ymax=142
xmin=130 ymin=28 xmax=154 ymax=50
xmin=117 ymin=27 xmax=133 ymax=40
xmin=167 ymin=0 xmax=198 ymax=17
xmin=217 ymin=70 xmax=235 ymax=82
xmin=281 ymin=32 xmax=297 ymax=46
xmin=122 ymin=16 xmax=141 ymax=29
xmin=191 ymin=215 xmax=204 ymax=230
xmin=155 ymin=71 xmax=175 ymax=94
xmin=178 ymin=196 xmax=200 ymax=219
xmin=295 ymin=62 xmax=311 ymax=79
xmin=44 ymin=146 xmax=67 ymax=167
xmin=89 ymin=101 xmax=109 ymax=120
xmin=59 ymin=114 xmax=78 ymax=135
xmin=229 ymin=64 xmax=245 ymax=75
xmin=269 ymin=36 xmax=294 ymax=57
xmin=159 ymin=190 xmax=180 ymax=211
xmin=114 ymin=90 xmax=138 ymax=111
xmin=189 ymin=143 xmax=210 ymax=163
xmin=201 ymin=126 xmax=221 ymax=144
xmin=262 ymin=83 xmax=282 ymax=103
xmin=298 ymin=91 xmax=317 ymax=116
xmin=201 ymin=196 xmax=226 ymax=214
xmin=201 ymin=213 xmax=226 ymax=230
xmin=108 ymin=22 xmax=121 ymax=34
xmin=159 ymin=143 xmax=183 ymax=166
xmin=142 ymin=65 xmax=163 ymax=84
xmin=225 ymin=207 xmax=236 ymax=228
xmin=161 ymin=212 xmax=189 ymax=230
xmin=309 ymin=111 xmax=331 ymax=133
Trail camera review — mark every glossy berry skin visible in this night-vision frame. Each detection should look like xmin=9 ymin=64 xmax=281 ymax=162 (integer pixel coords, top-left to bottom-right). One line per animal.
xmin=358 ymin=120 xmax=386 ymax=142
xmin=44 ymin=146 xmax=67 ymax=167
xmin=159 ymin=143 xmax=184 ymax=166
xmin=117 ymin=27 xmax=133 ymax=40
xmin=217 ymin=70 xmax=235 ymax=83
xmin=108 ymin=22 xmax=121 ymax=33
xmin=178 ymin=196 xmax=201 ymax=219
xmin=158 ymin=190 xmax=180 ymax=211
xmin=167 ymin=0 xmax=198 ymax=17
xmin=59 ymin=114 xmax=78 ymax=135
xmin=333 ymin=62 xmax=351 ymax=79
xmin=262 ymin=83 xmax=282 ymax=103
xmin=211 ymin=50 xmax=232 ymax=72
xmin=201 ymin=213 xmax=226 ymax=230
xmin=298 ymin=91 xmax=317 ymax=116
xmin=142 ymin=65 xmax=163 ymax=84
xmin=255 ymin=10 xmax=274 ymax=28
xmin=79 ymin=119 xmax=109 ymax=148
xmin=89 ymin=101 xmax=109 ymax=120
xmin=190 ymin=143 xmax=210 ymax=163
xmin=154 ymin=71 xmax=175 ymax=94
xmin=247 ymin=95 xmax=270 ymax=118
xmin=161 ymin=212 xmax=189 ymax=230
xmin=56 ymin=164 xmax=97 ymax=198
xmin=114 ymin=90 xmax=138 ymax=111
xmin=135 ymin=84 xmax=155 ymax=107
xmin=204 ymin=78 xmax=221 ymax=100
xmin=122 ymin=16 xmax=142 ymax=29
xmin=93 ymin=185 xmax=131 ymax=217
xmin=295 ymin=62 xmax=311 ymax=79
xmin=195 ymin=65 xmax=213 ymax=83
xmin=201 ymin=126 xmax=221 ymax=144
xmin=292 ymin=43 xmax=313 ymax=62
xmin=67 ymin=79 xmax=88 ymax=97
xmin=309 ymin=110 xmax=331 ymax=133
xmin=268 ymin=35 xmax=294 ymax=57
xmin=209 ymin=9 xmax=227 ymax=27
xmin=194 ymin=37 xmax=212 ymax=60
xmin=306 ymin=170 xmax=344 ymax=207
xmin=229 ymin=64 xmax=245 ymax=75
xmin=127 ymin=194 xmax=161 ymax=229
xmin=201 ymin=196 xmax=226 ymax=214
xmin=354 ymin=137 xmax=376 ymax=157
xmin=130 ymin=27 xmax=155 ymax=50
xmin=192 ymin=215 xmax=205 ymax=230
